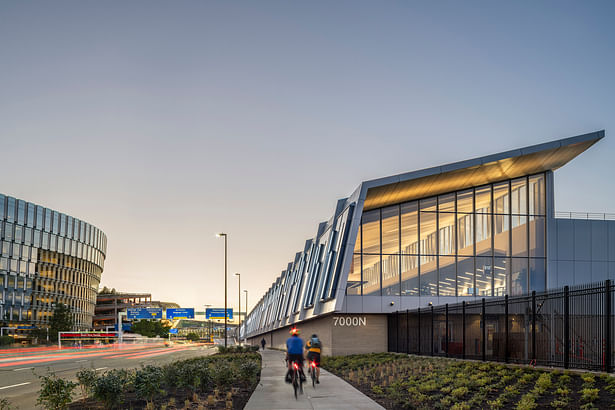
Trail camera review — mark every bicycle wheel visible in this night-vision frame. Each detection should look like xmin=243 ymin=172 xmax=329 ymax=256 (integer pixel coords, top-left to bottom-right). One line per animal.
xmin=292 ymin=369 xmax=298 ymax=399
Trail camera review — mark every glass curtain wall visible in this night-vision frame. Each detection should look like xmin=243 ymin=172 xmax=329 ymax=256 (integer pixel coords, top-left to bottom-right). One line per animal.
xmin=348 ymin=173 xmax=546 ymax=297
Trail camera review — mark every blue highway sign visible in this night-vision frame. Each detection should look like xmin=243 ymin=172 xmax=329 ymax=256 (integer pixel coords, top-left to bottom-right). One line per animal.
xmin=127 ymin=307 xmax=163 ymax=319
xmin=166 ymin=308 xmax=195 ymax=319
xmin=206 ymin=308 xmax=233 ymax=319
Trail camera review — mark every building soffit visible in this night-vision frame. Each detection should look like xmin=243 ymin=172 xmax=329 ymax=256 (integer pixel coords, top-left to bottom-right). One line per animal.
xmin=361 ymin=131 xmax=603 ymax=211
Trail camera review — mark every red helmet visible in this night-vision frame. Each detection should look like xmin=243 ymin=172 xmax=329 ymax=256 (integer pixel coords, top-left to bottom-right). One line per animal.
xmin=290 ymin=327 xmax=300 ymax=336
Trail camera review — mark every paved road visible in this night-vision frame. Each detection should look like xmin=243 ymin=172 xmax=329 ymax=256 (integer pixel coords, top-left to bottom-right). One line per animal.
xmin=0 ymin=343 xmax=216 ymax=409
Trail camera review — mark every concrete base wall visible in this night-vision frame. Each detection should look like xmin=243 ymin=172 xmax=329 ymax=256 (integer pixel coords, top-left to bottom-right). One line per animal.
xmin=247 ymin=314 xmax=387 ymax=356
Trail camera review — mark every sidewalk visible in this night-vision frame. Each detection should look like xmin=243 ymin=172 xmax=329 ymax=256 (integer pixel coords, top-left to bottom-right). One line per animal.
xmin=245 ymin=349 xmax=385 ymax=410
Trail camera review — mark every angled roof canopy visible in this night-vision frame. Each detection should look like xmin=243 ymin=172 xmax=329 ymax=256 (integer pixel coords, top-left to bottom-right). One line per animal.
xmin=362 ymin=130 xmax=604 ymax=210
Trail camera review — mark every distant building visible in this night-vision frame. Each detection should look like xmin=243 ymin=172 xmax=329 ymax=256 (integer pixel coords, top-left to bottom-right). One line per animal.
xmin=0 ymin=195 xmax=106 ymax=332
xmin=93 ymin=291 xmax=179 ymax=330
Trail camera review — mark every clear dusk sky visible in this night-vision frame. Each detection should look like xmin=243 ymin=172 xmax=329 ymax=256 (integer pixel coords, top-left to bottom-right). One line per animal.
xmin=0 ymin=1 xmax=614 ymax=314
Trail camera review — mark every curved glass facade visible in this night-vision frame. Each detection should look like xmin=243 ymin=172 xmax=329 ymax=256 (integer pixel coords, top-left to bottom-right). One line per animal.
xmin=0 ymin=194 xmax=106 ymax=330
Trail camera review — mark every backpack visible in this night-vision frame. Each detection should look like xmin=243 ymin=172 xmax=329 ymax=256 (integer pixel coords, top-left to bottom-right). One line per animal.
xmin=310 ymin=337 xmax=321 ymax=349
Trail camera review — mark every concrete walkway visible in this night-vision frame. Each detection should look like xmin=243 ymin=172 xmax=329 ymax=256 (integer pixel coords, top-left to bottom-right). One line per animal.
xmin=245 ymin=349 xmax=385 ymax=410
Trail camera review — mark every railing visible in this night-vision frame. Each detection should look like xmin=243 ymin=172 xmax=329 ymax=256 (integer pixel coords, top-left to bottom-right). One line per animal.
xmin=555 ymin=212 xmax=615 ymax=220
xmin=388 ymin=281 xmax=615 ymax=372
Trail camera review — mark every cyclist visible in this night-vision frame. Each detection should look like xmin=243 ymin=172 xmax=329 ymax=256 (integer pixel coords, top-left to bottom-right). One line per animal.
xmin=285 ymin=327 xmax=305 ymax=383
xmin=305 ymin=333 xmax=322 ymax=384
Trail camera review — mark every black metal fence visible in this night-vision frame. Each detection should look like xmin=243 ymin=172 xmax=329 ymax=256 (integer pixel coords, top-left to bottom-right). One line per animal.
xmin=387 ymin=280 xmax=614 ymax=372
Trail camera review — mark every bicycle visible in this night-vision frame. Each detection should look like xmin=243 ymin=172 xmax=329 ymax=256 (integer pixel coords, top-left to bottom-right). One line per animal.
xmin=308 ymin=359 xmax=317 ymax=388
xmin=290 ymin=358 xmax=304 ymax=398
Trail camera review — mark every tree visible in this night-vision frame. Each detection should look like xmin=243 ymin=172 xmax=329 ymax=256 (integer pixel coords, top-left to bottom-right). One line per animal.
xmin=130 ymin=320 xmax=170 ymax=338
xmin=48 ymin=303 xmax=74 ymax=342
xmin=185 ymin=332 xmax=200 ymax=342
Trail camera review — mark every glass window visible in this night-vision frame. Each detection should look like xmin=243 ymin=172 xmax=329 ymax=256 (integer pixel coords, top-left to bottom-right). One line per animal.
xmin=382 ymin=254 xmax=400 ymax=296
xmin=529 ymin=174 xmax=546 ymax=215
xmin=511 ymin=215 xmax=527 ymax=257
xmin=457 ymin=189 xmax=473 ymax=213
xmin=511 ymin=178 xmax=527 ymax=215
xmin=493 ymin=257 xmax=509 ymax=296
xmin=438 ymin=212 xmax=455 ymax=255
xmin=0 ymin=257 xmax=7 ymax=270
xmin=6 ymin=197 xmax=15 ymax=222
xmin=420 ymin=257 xmax=437 ymax=296
xmin=346 ymin=254 xmax=361 ymax=295
xmin=2 ymin=241 xmax=10 ymax=255
xmin=3 ymin=222 xmax=13 ymax=240
xmin=420 ymin=197 xmax=437 ymax=212
xmin=494 ymin=214 xmax=510 ymax=256
xmin=27 ymin=203 xmax=34 ymax=228
xmin=33 ymin=230 xmax=41 ymax=247
xmin=44 ymin=209 xmax=51 ymax=232
xmin=401 ymin=202 xmax=418 ymax=254
xmin=24 ymin=228 xmax=32 ymax=246
xmin=457 ymin=256 xmax=474 ymax=296
xmin=438 ymin=193 xmax=455 ymax=213
xmin=475 ymin=185 xmax=491 ymax=214
xmin=438 ymin=256 xmax=456 ymax=296
xmin=362 ymin=253 xmax=380 ymax=296
xmin=42 ymin=233 xmax=49 ymax=249
xmin=494 ymin=181 xmax=509 ymax=214
xmin=67 ymin=216 xmax=73 ymax=238
xmin=0 ymin=194 xmax=4 ymax=220
xmin=8 ymin=275 xmax=15 ymax=288
xmin=476 ymin=213 xmax=492 ymax=257
xmin=530 ymin=258 xmax=546 ymax=292
xmin=420 ymin=211 xmax=437 ymax=255
xmin=401 ymin=255 xmax=418 ymax=296
xmin=361 ymin=210 xmax=380 ymax=255
xmin=52 ymin=212 xmax=59 ymax=234
xmin=36 ymin=206 xmax=43 ymax=230
xmin=60 ymin=214 xmax=66 ymax=236
xmin=14 ymin=225 xmax=22 ymax=243
xmin=353 ymin=225 xmax=361 ymax=253
xmin=475 ymin=256 xmax=492 ymax=297
xmin=457 ymin=213 xmax=474 ymax=255
xmin=17 ymin=200 xmax=25 ymax=225
xmin=511 ymin=258 xmax=528 ymax=296
xmin=529 ymin=216 xmax=545 ymax=257
xmin=381 ymin=206 xmax=399 ymax=254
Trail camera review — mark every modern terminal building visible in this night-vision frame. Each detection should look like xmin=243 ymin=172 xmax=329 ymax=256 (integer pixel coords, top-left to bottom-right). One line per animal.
xmin=0 ymin=195 xmax=106 ymax=332
xmin=242 ymin=130 xmax=615 ymax=355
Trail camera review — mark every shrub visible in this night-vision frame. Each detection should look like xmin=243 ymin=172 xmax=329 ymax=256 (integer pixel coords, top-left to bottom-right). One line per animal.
xmin=93 ymin=369 xmax=134 ymax=409
xmin=134 ymin=365 xmax=165 ymax=404
xmin=451 ymin=386 xmax=469 ymax=399
xmin=0 ymin=398 xmax=11 ymax=410
xmin=211 ymin=362 xmax=234 ymax=389
xmin=37 ymin=371 xmax=77 ymax=410
xmin=0 ymin=335 xmax=14 ymax=345
xmin=580 ymin=388 xmax=599 ymax=403
xmin=185 ymin=332 xmax=200 ymax=342
xmin=76 ymin=368 xmax=97 ymax=399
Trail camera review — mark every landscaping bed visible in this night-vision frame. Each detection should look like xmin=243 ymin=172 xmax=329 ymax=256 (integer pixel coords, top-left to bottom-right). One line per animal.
xmin=37 ymin=346 xmax=261 ymax=410
xmin=322 ymin=353 xmax=615 ymax=409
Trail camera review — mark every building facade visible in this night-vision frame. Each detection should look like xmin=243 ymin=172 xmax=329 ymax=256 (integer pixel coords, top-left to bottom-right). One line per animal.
xmin=242 ymin=131 xmax=613 ymax=355
xmin=0 ymin=195 xmax=106 ymax=331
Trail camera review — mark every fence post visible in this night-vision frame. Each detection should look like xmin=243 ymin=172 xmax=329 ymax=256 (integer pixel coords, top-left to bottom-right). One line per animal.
xmin=462 ymin=301 xmax=466 ymax=360
xmin=418 ymin=307 xmax=421 ymax=355
xmin=532 ymin=291 xmax=536 ymax=362
xmin=445 ymin=303 xmax=449 ymax=357
xmin=606 ymin=280 xmax=612 ymax=373
xmin=482 ymin=298 xmax=486 ymax=362
xmin=431 ymin=305 xmax=434 ymax=356
xmin=564 ymin=285 xmax=570 ymax=369
xmin=505 ymin=295 xmax=509 ymax=363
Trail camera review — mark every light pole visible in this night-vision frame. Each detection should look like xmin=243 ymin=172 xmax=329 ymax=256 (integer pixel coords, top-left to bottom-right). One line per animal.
xmin=204 ymin=304 xmax=212 ymax=342
xmin=234 ymin=273 xmax=240 ymax=344
xmin=243 ymin=289 xmax=248 ymax=344
xmin=216 ymin=233 xmax=228 ymax=347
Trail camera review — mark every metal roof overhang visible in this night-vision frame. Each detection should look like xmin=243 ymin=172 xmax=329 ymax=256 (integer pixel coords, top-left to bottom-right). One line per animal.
xmin=363 ymin=131 xmax=603 ymax=210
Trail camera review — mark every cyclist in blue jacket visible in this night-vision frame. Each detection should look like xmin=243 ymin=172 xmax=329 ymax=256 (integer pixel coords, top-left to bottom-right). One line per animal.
xmin=285 ymin=327 xmax=306 ymax=383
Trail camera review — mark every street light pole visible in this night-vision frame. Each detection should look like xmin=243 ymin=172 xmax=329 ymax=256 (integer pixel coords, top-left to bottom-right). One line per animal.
xmin=204 ymin=304 xmax=212 ymax=342
xmin=216 ymin=233 xmax=228 ymax=347
xmin=234 ymin=273 xmax=240 ymax=344
xmin=243 ymin=289 xmax=248 ymax=344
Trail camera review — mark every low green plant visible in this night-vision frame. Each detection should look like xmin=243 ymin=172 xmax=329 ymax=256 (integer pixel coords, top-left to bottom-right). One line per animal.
xmin=580 ymin=387 xmax=599 ymax=403
xmin=0 ymin=398 xmax=12 ymax=410
xmin=134 ymin=365 xmax=164 ymax=405
xmin=37 ymin=371 xmax=77 ymax=410
xmin=0 ymin=335 xmax=14 ymax=345
xmin=550 ymin=398 xmax=569 ymax=408
xmin=451 ymin=386 xmax=469 ymax=399
xmin=76 ymin=368 xmax=97 ymax=399
xmin=93 ymin=369 xmax=134 ymax=409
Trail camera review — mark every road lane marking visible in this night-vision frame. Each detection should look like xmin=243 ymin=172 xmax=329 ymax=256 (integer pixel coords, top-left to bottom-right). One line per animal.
xmin=13 ymin=367 xmax=34 ymax=371
xmin=0 ymin=382 xmax=31 ymax=390
xmin=95 ymin=367 xmax=107 ymax=371
xmin=76 ymin=359 xmax=88 ymax=363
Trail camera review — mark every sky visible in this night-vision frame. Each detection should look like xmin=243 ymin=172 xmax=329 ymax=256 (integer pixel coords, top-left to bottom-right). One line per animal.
xmin=0 ymin=1 xmax=614 ymax=314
